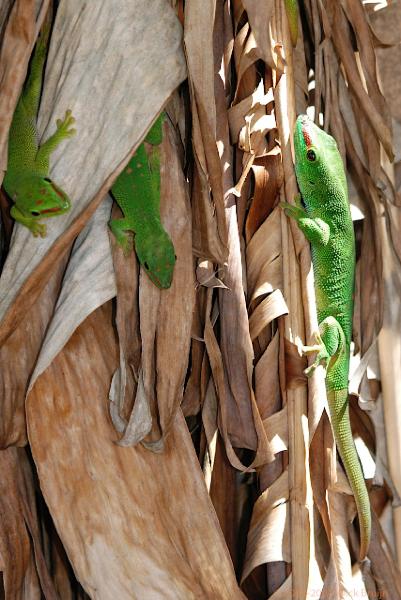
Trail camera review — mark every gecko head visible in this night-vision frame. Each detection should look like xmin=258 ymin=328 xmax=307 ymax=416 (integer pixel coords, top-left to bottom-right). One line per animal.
xmin=293 ymin=114 xmax=347 ymax=210
xmin=15 ymin=175 xmax=71 ymax=219
xmin=135 ymin=232 xmax=176 ymax=289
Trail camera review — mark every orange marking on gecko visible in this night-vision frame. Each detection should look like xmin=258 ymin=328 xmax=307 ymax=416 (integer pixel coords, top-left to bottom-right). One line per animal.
xmin=36 ymin=200 xmax=44 ymax=206
xmin=302 ymin=126 xmax=312 ymax=148
xmin=41 ymin=206 xmax=62 ymax=214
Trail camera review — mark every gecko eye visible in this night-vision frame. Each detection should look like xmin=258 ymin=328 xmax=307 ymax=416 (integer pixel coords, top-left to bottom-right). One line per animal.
xmin=31 ymin=210 xmax=40 ymax=216
xmin=144 ymin=261 xmax=150 ymax=270
xmin=44 ymin=177 xmax=52 ymax=183
xmin=306 ymin=149 xmax=316 ymax=162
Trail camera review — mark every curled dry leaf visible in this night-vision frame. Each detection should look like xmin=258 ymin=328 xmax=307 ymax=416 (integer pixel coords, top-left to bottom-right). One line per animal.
xmin=184 ymin=0 xmax=228 ymax=265
xmin=181 ymin=285 xmax=209 ymax=417
xmin=245 ymin=152 xmax=283 ymax=242
xmin=237 ymin=13 xmax=296 ymax=593
xmin=196 ymin=260 xmax=228 ymax=289
xmin=108 ymin=200 xmax=141 ymax=430
xmin=190 ymin=0 xmax=276 ymax=471
xmin=242 ymin=470 xmax=291 ymax=583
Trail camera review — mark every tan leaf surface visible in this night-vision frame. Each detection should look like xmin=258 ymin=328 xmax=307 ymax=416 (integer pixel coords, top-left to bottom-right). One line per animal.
xmin=0 ymin=261 xmax=66 ymax=446
xmin=27 ymin=303 xmax=245 ymax=600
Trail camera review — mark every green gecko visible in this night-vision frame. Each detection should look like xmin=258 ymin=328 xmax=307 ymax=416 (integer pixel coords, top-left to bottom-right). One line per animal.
xmin=109 ymin=114 xmax=176 ymax=289
xmin=281 ymin=115 xmax=371 ymax=560
xmin=3 ymin=22 xmax=76 ymax=237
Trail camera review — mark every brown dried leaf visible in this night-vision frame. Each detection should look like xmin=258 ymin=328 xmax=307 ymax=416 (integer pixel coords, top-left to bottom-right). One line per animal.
xmin=368 ymin=3 xmax=401 ymax=46
xmin=241 ymin=0 xmax=280 ymax=71
xmin=108 ymin=203 xmax=141 ymax=429
xmin=204 ymin=289 xmax=273 ymax=468
xmin=246 ymin=207 xmax=283 ymax=299
xmin=27 ymin=303 xmax=245 ymax=599
xmin=196 ymin=260 xmax=228 ymax=289
xmin=283 ymin=337 xmax=307 ymax=389
xmin=326 ymin=490 xmax=354 ymax=599
xmin=371 ymin=4 xmax=401 ymax=123
xmin=327 ymin=0 xmax=393 ymax=160
xmin=182 ymin=286 xmax=209 ymax=417
xmin=209 ymin=435 xmax=240 ymax=570
xmin=233 ymin=27 xmax=261 ymax=101
xmin=268 ymin=575 xmax=292 ymax=600
xmin=368 ymin=512 xmax=401 ymax=599
xmin=242 ymin=470 xmax=291 ymax=583
xmin=0 ymin=448 xmax=57 ymax=599
xmin=249 ymin=289 xmax=288 ymax=341
xmin=217 ymin=205 xmax=267 ymax=453
xmin=255 ymin=331 xmax=280 ymax=419
xmin=0 ymin=259 xmax=67 ymax=446
xmin=245 ymin=153 xmax=283 ymax=242
xmin=152 ymin=121 xmax=195 ymax=441
xmin=184 ymin=0 xmax=228 ymax=264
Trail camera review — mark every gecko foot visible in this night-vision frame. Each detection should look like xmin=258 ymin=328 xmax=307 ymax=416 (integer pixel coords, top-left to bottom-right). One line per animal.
xmin=30 ymin=221 xmax=47 ymax=238
xmin=302 ymin=332 xmax=329 ymax=377
xmin=280 ymin=201 xmax=305 ymax=220
xmin=109 ymin=219 xmax=133 ymax=256
xmin=293 ymin=193 xmax=303 ymax=209
xmin=56 ymin=109 xmax=76 ymax=138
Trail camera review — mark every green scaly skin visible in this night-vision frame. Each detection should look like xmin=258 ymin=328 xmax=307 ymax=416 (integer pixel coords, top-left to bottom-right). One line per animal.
xmin=281 ymin=115 xmax=371 ymax=560
xmin=109 ymin=114 xmax=176 ymax=289
xmin=284 ymin=0 xmax=299 ymax=47
xmin=3 ymin=22 xmax=76 ymax=237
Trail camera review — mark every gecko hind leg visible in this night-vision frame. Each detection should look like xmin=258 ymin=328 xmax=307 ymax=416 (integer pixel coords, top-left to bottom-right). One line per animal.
xmin=303 ymin=316 xmax=344 ymax=377
xmin=109 ymin=217 xmax=134 ymax=256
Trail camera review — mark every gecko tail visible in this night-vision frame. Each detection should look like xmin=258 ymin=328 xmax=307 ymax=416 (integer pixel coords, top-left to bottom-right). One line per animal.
xmin=327 ymin=389 xmax=371 ymax=561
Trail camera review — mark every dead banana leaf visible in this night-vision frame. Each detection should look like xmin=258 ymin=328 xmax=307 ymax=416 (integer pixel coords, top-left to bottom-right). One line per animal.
xmin=184 ymin=0 xmax=228 ymax=265
xmin=27 ymin=303 xmax=245 ymax=600
xmin=241 ymin=0 xmax=281 ymax=72
xmin=0 ymin=447 xmax=57 ymax=599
